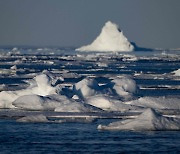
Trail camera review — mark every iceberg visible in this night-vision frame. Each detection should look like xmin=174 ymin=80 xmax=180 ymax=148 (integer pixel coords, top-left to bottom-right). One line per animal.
xmin=98 ymin=108 xmax=180 ymax=131
xmin=76 ymin=21 xmax=134 ymax=52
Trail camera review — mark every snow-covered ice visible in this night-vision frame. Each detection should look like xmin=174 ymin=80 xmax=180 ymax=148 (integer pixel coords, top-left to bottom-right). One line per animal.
xmin=12 ymin=91 xmax=100 ymax=112
xmin=17 ymin=114 xmax=48 ymax=123
xmin=125 ymin=96 xmax=180 ymax=110
xmin=73 ymin=78 xmax=100 ymax=99
xmin=76 ymin=21 xmax=134 ymax=52
xmin=0 ymin=47 xmax=180 ymax=131
xmin=111 ymin=76 xmax=137 ymax=98
xmin=98 ymin=108 xmax=180 ymax=131
xmin=172 ymin=69 xmax=180 ymax=76
xmin=0 ymin=72 xmax=61 ymax=109
xmin=86 ymin=95 xmax=141 ymax=112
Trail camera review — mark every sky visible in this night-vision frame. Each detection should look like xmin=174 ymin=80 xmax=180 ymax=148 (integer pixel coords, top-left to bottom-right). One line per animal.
xmin=0 ymin=0 xmax=180 ymax=49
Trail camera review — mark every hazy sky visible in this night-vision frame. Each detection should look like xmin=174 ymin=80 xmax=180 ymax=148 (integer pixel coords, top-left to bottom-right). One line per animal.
xmin=0 ymin=0 xmax=180 ymax=49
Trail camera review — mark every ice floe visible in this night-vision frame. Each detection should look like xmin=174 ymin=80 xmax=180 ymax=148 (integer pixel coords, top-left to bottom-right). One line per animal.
xmin=125 ymin=96 xmax=180 ymax=110
xmin=12 ymin=94 xmax=98 ymax=112
xmin=98 ymin=108 xmax=180 ymax=131
xmin=0 ymin=73 xmax=61 ymax=108
xmin=111 ymin=76 xmax=137 ymax=97
xmin=54 ymin=102 xmax=100 ymax=112
xmin=86 ymin=95 xmax=141 ymax=112
xmin=172 ymin=69 xmax=180 ymax=76
xmin=17 ymin=114 xmax=48 ymax=123
xmin=0 ymin=72 xmax=141 ymax=112
xmin=76 ymin=21 xmax=134 ymax=52
xmin=73 ymin=78 xmax=100 ymax=99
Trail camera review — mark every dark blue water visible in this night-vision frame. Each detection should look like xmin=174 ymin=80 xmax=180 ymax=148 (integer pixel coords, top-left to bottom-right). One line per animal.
xmin=0 ymin=119 xmax=180 ymax=153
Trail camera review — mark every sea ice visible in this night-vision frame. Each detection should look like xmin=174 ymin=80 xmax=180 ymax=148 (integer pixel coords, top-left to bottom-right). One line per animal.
xmin=10 ymin=65 xmax=17 ymax=70
xmin=54 ymin=102 xmax=100 ymax=112
xmin=125 ymin=96 xmax=180 ymax=110
xmin=76 ymin=21 xmax=134 ymax=52
xmin=111 ymin=76 xmax=137 ymax=97
xmin=13 ymin=95 xmax=46 ymax=110
xmin=17 ymin=114 xmax=48 ymax=123
xmin=73 ymin=78 xmax=100 ymax=99
xmin=12 ymin=93 xmax=99 ymax=112
xmin=98 ymin=108 xmax=180 ymax=131
xmin=32 ymin=73 xmax=60 ymax=96
xmin=86 ymin=95 xmax=141 ymax=112
xmin=72 ymin=76 xmax=139 ymax=111
xmin=172 ymin=69 xmax=180 ymax=76
xmin=0 ymin=72 xmax=61 ymax=109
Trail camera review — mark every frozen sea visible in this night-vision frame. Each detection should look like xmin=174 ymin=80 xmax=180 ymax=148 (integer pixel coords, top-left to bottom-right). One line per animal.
xmin=0 ymin=47 xmax=180 ymax=153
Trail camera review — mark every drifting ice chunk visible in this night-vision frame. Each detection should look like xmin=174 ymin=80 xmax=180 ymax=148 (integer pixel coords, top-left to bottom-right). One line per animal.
xmin=42 ymin=70 xmax=64 ymax=85
xmin=17 ymin=114 xmax=48 ymax=123
xmin=172 ymin=69 xmax=180 ymax=76
xmin=10 ymin=65 xmax=17 ymax=70
xmin=13 ymin=95 xmax=45 ymax=110
xmin=33 ymin=74 xmax=58 ymax=96
xmin=86 ymin=95 xmax=114 ymax=110
xmin=111 ymin=76 xmax=137 ymax=97
xmin=86 ymin=95 xmax=141 ymax=112
xmin=0 ymin=91 xmax=17 ymax=108
xmin=126 ymin=96 xmax=180 ymax=110
xmin=54 ymin=102 xmax=99 ymax=112
xmin=73 ymin=78 xmax=100 ymax=98
xmin=98 ymin=108 xmax=180 ymax=131
xmin=13 ymin=94 xmax=98 ymax=112
xmin=13 ymin=94 xmax=70 ymax=111
xmin=76 ymin=21 xmax=134 ymax=52
xmin=0 ymin=73 xmax=61 ymax=109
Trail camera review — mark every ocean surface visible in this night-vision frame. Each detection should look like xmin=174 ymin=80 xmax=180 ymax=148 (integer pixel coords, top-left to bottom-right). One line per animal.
xmin=0 ymin=47 xmax=180 ymax=153
xmin=0 ymin=119 xmax=180 ymax=153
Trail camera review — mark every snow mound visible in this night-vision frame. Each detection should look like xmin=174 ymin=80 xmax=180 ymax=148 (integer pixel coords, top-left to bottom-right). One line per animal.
xmin=13 ymin=95 xmax=46 ymax=110
xmin=76 ymin=21 xmax=134 ymax=52
xmin=73 ymin=78 xmax=100 ymax=99
xmin=126 ymin=96 xmax=180 ymax=110
xmin=0 ymin=72 xmax=61 ymax=109
xmin=54 ymin=102 xmax=99 ymax=112
xmin=12 ymin=94 xmax=71 ymax=111
xmin=98 ymin=108 xmax=180 ymax=131
xmin=111 ymin=76 xmax=137 ymax=98
xmin=86 ymin=95 xmax=114 ymax=110
xmin=13 ymin=94 xmax=98 ymax=112
xmin=86 ymin=95 xmax=141 ymax=112
xmin=32 ymin=73 xmax=60 ymax=96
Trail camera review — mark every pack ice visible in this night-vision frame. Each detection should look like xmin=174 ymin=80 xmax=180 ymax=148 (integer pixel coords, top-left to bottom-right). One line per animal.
xmin=0 ymin=73 xmax=60 ymax=108
xmin=0 ymin=69 xmax=180 ymax=130
xmin=0 ymin=72 xmax=139 ymax=112
xmin=76 ymin=21 xmax=134 ymax=52
xmin=0 ymin=72 xmax=96 ymax=112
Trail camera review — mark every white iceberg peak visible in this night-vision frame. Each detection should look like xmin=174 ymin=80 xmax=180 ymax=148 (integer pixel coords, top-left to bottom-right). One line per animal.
xmin=76 ymin=21 xmax=134 ymax=52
